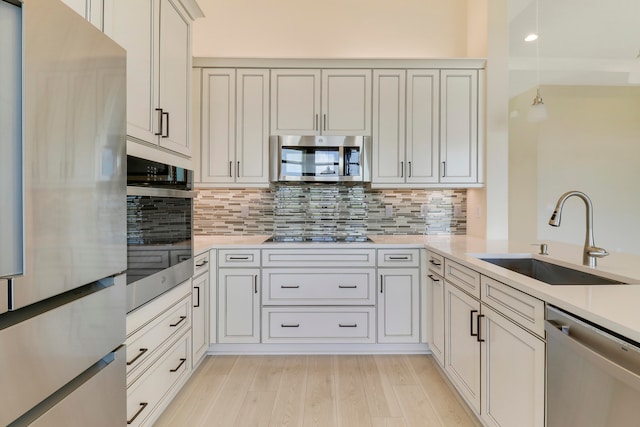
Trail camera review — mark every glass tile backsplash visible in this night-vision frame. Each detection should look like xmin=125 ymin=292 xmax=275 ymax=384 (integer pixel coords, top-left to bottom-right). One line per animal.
xmin=193 ymin=184 xmax=466 ymax=237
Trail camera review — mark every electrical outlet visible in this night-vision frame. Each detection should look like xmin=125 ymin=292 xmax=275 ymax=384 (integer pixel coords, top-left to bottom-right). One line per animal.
xmin=385 ymin=205 xmax=393 ymax=218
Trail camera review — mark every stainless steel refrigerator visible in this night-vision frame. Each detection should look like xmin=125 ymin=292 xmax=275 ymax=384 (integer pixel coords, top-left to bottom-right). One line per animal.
xmin=0 ymin=0 xmax=127 ymax=425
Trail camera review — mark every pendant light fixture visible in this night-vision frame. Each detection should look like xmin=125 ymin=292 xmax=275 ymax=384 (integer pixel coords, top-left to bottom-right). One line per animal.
xmin=629 ymin=50 xmax=640 ymax=84
xmin=528 ymin=0 xmax=548 ymax=122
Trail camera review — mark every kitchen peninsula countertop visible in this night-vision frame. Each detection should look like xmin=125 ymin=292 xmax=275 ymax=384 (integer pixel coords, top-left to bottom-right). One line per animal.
xmin=194 ymin=234 xmax=640 ymax=343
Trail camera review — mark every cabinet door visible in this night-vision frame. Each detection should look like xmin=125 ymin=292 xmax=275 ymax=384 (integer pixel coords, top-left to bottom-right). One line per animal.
xmin=200 ymin=68 xmax=236 ymax=183
xmin=218 ymin=268 xmax=260 ymax=343
xmin=440 ymin=70 xmax=478 ymax=183
xmin=235 ymin=69 xmax=270 ymax=184
xmin=428 ymin=273 xmax=445 ymax=367
xmin=372 ymin=70 xmax=405 ymax=184
xmin=406 ymin=70 xmax=440 ymax=184
xmin=322 ymin=69 xmax=371 ymax=136
xmin=444 ymin=282 xmax=481 ymax=413
xmin=270 ymin=69 xmax=320 ymax=136
xmin=103 ymin=0 xmax=158 ymax=145
xmin=191 ymin=272 xmax=209 ymax=367
xmin=481 ymin=306 xmax=545 ymax=427
xmin=157 ymin=0 xmax=191 ymax=156
xmin=378 ymin=268 xmax=419 ymax=344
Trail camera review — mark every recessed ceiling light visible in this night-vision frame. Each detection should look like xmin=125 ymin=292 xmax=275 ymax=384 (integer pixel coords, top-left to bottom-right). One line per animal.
xmin=525 ymin=33 xmax=539 ymax=42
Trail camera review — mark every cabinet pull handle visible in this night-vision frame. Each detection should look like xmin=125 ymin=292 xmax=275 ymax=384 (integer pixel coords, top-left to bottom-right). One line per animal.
xmin=429 ymin=259 xmax=442 ymax=266
xmin=339 ymin=324 xmax=358 ymax=328
xmin=126 ymin=348 xmax=148 ymax=366
xmin=228 ymin=256 xmax=249 ymax=260
xmin=281 ymin=323 xmax=300 ymax=328
xmin=477 ymin=314 xmax=485 ymax=342
xmin=237 ymin=161 xmax=240 ymax=177
xmin=315 ymin=114 xmax=318 ymax=130
xmin=388 ymin=256 xmax=409 ymax=260
xmin=323 ymin=113 xmax=327 ymax=130
xmin=338 ymin=285 xmax=357 ymax=289
xmin=470 ymin=310 xmax=478 ymax=337
xmin=162 ymin=111 xmax=169 ymax=138
xmin=154 ymin=108 xmax=163 ymax=136
xmin=442 ymin=161 xmax=446 ymax=177
xmin=400 ymin=161 xmax=404 ymax=178
xmin=254 ymin=275 xmax=258 ymax=294
xmin=170 ymin=315 xmax=187 ymax=327
xmin=127 ymin=402 xmax=148 ymax=425
xmin=229 ymin=161 xmax=233 ymax=177
xmin=170 ymin=358 xmax=187 ymax=373
xmin=408 ymin=161 xmax=412 ymax=177
xmin=380 ymin=275 xmax=384 ymax=293
xmin=427 ymin=274 xmax=440 ymax=282
xmin=195 ymin=260 xmax=209 ymax=267
xmin=194 ymin=286 xmax=200 ymax=308
xmin=281 ymin=285 xmax=300 ymax=289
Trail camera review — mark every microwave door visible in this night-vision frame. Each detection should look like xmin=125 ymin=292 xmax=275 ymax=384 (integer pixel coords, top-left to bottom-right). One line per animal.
xmin=0 ymin=0 xmax=24 ymax=283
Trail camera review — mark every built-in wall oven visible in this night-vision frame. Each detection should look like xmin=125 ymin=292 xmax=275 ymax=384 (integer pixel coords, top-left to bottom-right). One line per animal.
xmin=126 ymin=156 xmax=194 ymax=312
xmin=546 ymin=305 xmax=640 ymax=426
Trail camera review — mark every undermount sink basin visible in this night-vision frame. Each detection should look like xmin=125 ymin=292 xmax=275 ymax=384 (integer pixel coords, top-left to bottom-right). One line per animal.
xmin=480 ymin=257 xmax=624 ymax=285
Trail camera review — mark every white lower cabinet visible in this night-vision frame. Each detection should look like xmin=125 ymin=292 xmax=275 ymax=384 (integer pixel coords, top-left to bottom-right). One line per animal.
xmin=481 ymin=305 xmax=545 ymax=427
xmin=378 ymin=267 xmax=420 ymax=343
xmin=427 ymin=271 xmax=445 ymax=367
xmin=191 ymin=252 xmax=210 ymax=367
xmin=444 ymin=281 xmax=481 ymax=413
xmin=218 ymin=267 xmax=261 ymax=343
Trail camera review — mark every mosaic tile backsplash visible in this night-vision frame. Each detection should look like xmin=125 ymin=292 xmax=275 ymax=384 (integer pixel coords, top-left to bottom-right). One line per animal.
xmin=194 ymin=184 xmax=466 ymax=237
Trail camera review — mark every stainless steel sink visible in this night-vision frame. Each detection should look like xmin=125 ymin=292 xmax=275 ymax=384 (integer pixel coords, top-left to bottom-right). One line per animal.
xmin=480 ymin=258 xmax=624 ymax=285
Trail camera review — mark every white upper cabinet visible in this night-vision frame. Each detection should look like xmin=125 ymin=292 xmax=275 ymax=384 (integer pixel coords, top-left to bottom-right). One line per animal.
xmin=271 ymin=69 xmax=371 ymax=136
xmin=104 ymin=0 xmax=197 ymax=159
xmin=61 ymin=0 xmax=103 ymax=29
xmin=199 ymin=68 xmax=270 ymax=186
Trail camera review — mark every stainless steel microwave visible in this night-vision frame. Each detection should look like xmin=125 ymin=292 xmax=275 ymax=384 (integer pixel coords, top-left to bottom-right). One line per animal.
xmin=270 ymin=135 xmax=371 ymax=182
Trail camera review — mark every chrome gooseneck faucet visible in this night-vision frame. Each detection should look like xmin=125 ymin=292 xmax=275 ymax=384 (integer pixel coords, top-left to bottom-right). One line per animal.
xmin=548 ymin=190 xmax=608 ymax=267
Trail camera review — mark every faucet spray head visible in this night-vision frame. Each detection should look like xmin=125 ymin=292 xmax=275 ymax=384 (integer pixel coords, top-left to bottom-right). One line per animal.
xmin=549 ymin=210 xmax=561 ymax=226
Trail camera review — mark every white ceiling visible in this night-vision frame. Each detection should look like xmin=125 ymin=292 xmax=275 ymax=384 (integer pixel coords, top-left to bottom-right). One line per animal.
xmin=509 ymin=0 xmax=640 ymax=97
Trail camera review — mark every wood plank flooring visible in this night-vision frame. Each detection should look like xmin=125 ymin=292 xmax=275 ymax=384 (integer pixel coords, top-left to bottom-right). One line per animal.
xmin=154 ymin=355 xmax=481 ymax=427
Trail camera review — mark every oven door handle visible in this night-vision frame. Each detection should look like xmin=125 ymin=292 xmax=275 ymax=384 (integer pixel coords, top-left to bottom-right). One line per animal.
xmin=126 ymin=186 xmax=196 ymax=198
xmin=545 ymin=320 xmax=640 ymax=390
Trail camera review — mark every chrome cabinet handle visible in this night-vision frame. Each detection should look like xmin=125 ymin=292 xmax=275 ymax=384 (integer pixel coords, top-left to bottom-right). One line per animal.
xmin=126 ymin=348 xmax=148 ymax=366
xmin=281 ymin=323 xmax=300 ymax=328
xmin=229 ymin=256 xmax=249 ymax=260
xmin=338 ymin=285 xmax=357 ymax=289
xmin=339 ymin=324 xmax=358 ymax=328
xmin=281 ymin=285 xmax=300 ymax=289
xmin=170 ymin=358 xmax=187 ymax=372
xmin=470 ymin=310 xmax=478 ymax=337
xmin=427 ymin=274 xmax=440 ymax=282
xmin=229 ymin=161 xmax=233 ymax=177
xmin=429 ymin=259 xmax=442 ymax=266
xmin=400 ymin=161 xmax=404 ymax=178
xmin=408 ymin=161 xmax=412 ymax=177
xmin=127 ymin=402 xmax=148 ymax=425
xmin=170 ymin=316 xmax=187 ymax=327
xmin=442 ymin=161 xmax=446 ymax=177
xmin=194 ymin=286 xmax=200 ymax=308
xmin=477 ymin=314 xmax=485 ymax=342
xmin=323 ymin=113 xmax=327 ymax=131
xmin=388 ymin=256 xmax=409 ymax=260
xmin=162 ymin=111 xmax=169 ymax=138
xmin=195 ymin=260 xmax=209 ymax=267
xmin=315 ymin=114 xmax=318 ymax=130
xmin=380 ymin=275 xmax=384 ymax=293
xmin=254 ymin=275 xmax=258 ymax=294
xmin=237 ymin=161 xmax=240 ymax=177
xmin=154 ymin=108 xmax=163 ymax=136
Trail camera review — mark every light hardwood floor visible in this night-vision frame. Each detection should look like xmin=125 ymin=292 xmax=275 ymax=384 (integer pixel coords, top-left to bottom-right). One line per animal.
xmin=155 ymin=355 xmax=481 ymax=427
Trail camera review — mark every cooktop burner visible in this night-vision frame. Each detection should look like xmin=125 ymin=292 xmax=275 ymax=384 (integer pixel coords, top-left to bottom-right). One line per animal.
xmin=266 ymin=236 xmax=372 ymax=243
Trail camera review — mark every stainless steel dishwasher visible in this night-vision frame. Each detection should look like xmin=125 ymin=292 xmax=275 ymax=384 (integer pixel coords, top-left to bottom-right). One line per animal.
xmin=546 ymin=305 xmax=640 ymax=427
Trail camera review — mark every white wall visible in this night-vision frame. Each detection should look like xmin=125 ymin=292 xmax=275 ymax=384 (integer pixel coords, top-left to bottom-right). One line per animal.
xmin=509 ymin=85 xmax=640 ymax=254
xmin=193 ymin=0 xmax=469 ymax=58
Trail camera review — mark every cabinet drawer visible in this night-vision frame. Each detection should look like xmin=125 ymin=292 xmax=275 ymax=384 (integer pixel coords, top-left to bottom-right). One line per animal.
xmin=125 ymin=296 xmax=190 ymax=380
xmin=262 ymin=307 xmax=375 ymax=343
xmin=377 ymin=249 xmax=420 ymax=267
xmin=445 ymin=258 xmax=481 ymax=298
xmin=263 ymin=268 xmax=375 ymax=305
xmin=194 ymin=251 xmax=210 ymax=276
xmin=218 ymin=249 xmax=260 ymax=267
xmin=126 ymin=332 xmax=190 ymax=427
xmin=481 ymin=275 xmax=545 ymax=337
xmin=427 ymin=252 xmax=445 ymax=275
xmin=262 ymin=249 xmax=376 ymax=267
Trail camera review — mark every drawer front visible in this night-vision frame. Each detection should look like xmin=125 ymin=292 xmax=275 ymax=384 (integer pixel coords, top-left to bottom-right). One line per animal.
xmin=377 ymin=249 xmax=420 ymax=267
xmin=481 ymin=275 xmax=545 ymax=337
xmin=262 ymin=249 xmax=376 ymax=267
xmin=194 ymin=252 xmax=210 ymax=276
xmin=126 ymin=296 xmax=190 ymax=378
xmin=427 ymin=252 xmax=445 ymax=275
xmin=262 ymin=307 xmax=375 ymax=343
xmin=445 ymin=259 xmax=481 ymax=299
xmin=126 ymin=332 xmax=191 ymax=427
xmin=218 ymin=249 xmax=261 ymax=267
xmin=263 ymin=268 xmax=375 ymax=305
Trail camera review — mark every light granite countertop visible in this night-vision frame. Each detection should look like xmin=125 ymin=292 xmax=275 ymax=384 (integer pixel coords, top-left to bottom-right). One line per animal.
xmin=194 ymin=234 xmax=640 ymax=343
